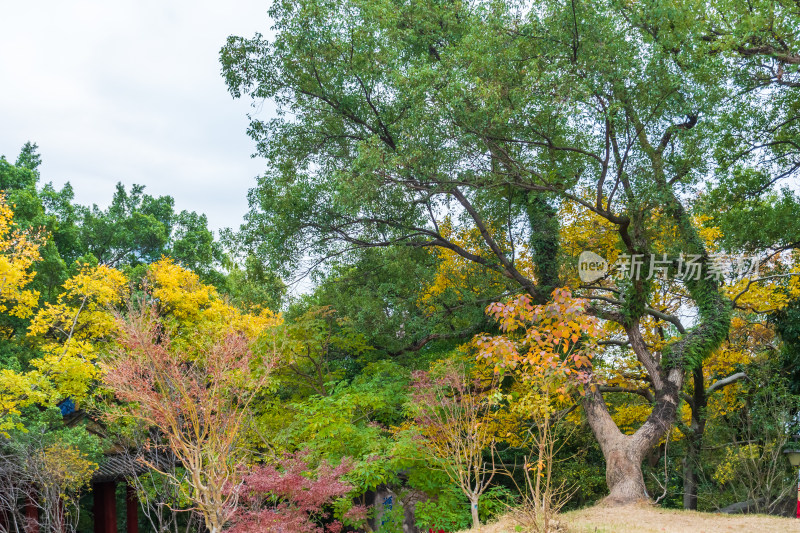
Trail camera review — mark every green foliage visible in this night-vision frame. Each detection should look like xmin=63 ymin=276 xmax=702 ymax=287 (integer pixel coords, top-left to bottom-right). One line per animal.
xmin=377 ymin=500 xmax=405 ymax=533
xmin=114 ymin=178 xmax=218 ymax=279
xmin=275 ymin=305 xmax=376 ymax=395
xmin=220 ymin=253 xmax=286 ymax=312
xmin=549 ymin=428 xmax=607 ymax=509
xmin=774 ymin=298 xmax=800 ymax=394
xmin=1 ymin=0 xmax=798 ymax=524
xmin=15 ymin=142 xmax=42 ymax=173
xmin=0 ymin=144 xmax=240 ymax=516
xmin=310 ymin=248 xmax=446 ymax=356
xmin=700 ymin=168 xmax=800 ymax=254
xmin=258 ymin=359 xmax=411 ymax=494
xmin=0 ymin=145 xmax=230 ymax=298
xmin=414 ymin=487 xmax=471 ymax=532
xmin=0 ymin=408 xmax=102 ymax=532
xmin=6 ymin=406 xmax=104 ymax=463
xmin=697 ymin=364 xmax=800 ymax=513
xmin=479 ymin=485 xmax=517 ymax=524
xmin=169 ymin=210 xmax=224 ymax=282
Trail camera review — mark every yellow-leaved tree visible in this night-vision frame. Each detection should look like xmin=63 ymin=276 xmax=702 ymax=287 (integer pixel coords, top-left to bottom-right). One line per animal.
xmin=0 ymin=196 xmax=42 ymax=320
xmin=0 ymin=183 xmax=134 ymax=433
xmin=23 ymin=264 xmax=130 ymax=408
xmin=0 ymin=194 xmax=46 ymax=433
xmin=102 ymin=257 xmax=282 ymax=533
xmin=147 ymin=256 xmax=277 ymax=341
xmin=557 ymin=193 xmax=800 ymax=508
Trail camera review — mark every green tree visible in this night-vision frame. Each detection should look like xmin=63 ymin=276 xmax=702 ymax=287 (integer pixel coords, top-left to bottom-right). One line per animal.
xmin=80 ymin=183 xmax=173 ymax=267
xmin=78 ymin=182 xmax=234 ymax=284
xmin=222 ymin=0 xmax=775 ymax=503
xmin=308 ymin=247 xmax=488 ymax=358
xmin=219 ymin=254 xmax=286 ymax=312
xmin=2 ymin=144 xmax=231 ymax=288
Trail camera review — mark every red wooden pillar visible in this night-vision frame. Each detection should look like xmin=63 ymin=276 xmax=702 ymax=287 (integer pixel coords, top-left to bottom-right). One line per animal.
xmin=94 ymin=482 xmax=118 ymax=533
xmin=23 ymin=493 xmax=38 ymax=533
xmin=93 ymin=482 xmax=105 ymax=533
xmin=54 ymin=499 xmax=65 ymax=533
xmin=125 ymin=484 xmax=138 ymax=533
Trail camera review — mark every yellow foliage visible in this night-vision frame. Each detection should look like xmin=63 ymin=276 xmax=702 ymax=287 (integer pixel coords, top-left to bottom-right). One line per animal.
xmin=148 ymin=257 xmax=216 ymax=321
xmin=559 ymin=195 xmax=621 ymax=288
xmin=475 ymin=289 xmax=601 ymax=447
xmin=610 ymin=403 xmax=652 ymax=435
xmin=479 ymin=380 xmax=559 ymax=447
xmin=418 ymin=218 xmax=529 ymax=316
xmin=560 ymin=193 xmax=800 ymax=450
xmin=41 ymin=442 xmax=98 ymax=495
xmin=0 ymin=196 xmax=42 ymax=318
xmin=0 ymin=368 xmax=46 ymax=430
xmin=708 ymin=383 xmax=745 ymax=418
xmin=716 ymin=248 xmax=800 ymax=314
xmin=478 ymin=289 xmax=599 ymax=388
xmin=147 ymin=257 xmax=281 ymax=345
xmin=694 ymin=214 xmax=723 ymax=253
xmin=29 ymin=264 xmax=129 ymax=341
xmin=9 ymin=264 xmax=133 ymax=419
xmin=0 ymin=196 xmax=48 ymax=432
xmin=2 ymin=257 xmax=279 ymax=435
xmin=29 ymin=342 xmax=102 ymax=399
xmin=713 ymin=444 xmax=763 ymax=485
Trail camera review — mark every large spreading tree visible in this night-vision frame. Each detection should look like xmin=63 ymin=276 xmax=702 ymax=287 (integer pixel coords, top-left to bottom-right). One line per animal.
xmin=221 ymin=0 xmax=799 ymax=504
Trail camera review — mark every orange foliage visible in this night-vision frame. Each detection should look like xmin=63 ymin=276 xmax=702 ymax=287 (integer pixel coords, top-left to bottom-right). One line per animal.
xmin=476 ymin=288 xmax=599 ymax=393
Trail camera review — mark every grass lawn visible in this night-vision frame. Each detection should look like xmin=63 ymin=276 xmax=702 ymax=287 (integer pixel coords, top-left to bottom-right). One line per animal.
xmin=458 ymin=503 xmax=800 ymax=532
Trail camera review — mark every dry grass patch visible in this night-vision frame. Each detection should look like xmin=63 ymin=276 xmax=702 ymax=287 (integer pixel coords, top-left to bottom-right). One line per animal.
xmin=565 ymin=503 xmax=800 ymax=533
xmin=454 ymin=514 xmax=569 ymax=533
xmin=454 ymin=516 xmax=517 ymax=533
xmin=456 ymin=504 xmax=800 ymax=533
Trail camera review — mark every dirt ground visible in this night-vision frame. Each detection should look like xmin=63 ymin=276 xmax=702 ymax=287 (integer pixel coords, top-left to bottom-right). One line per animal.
xmin=458 ymin=503 xmax=800 ymax=533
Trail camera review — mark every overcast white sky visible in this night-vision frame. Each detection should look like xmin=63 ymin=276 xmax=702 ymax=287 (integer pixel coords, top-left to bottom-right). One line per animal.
xmin=0 ymin=0 xmax=274 ymax=233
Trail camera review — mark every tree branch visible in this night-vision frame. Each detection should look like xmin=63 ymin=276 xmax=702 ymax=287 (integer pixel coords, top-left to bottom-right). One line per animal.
xmin=598 ymin=385 xmax=654 ymax=403
xmin=706 ymin=372 xmax=748 ymax=395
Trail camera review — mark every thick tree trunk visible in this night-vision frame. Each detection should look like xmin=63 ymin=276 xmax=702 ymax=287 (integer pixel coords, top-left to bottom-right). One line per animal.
xmin=604 ymin=443 xmax=649 ymax=504
xmin=573 ymin=130 xmax=731 ymax=507
xmin=584 ymin=390 xmax=649 ymax=504
xmin=584 ymin=361 xmax=684 ymax=506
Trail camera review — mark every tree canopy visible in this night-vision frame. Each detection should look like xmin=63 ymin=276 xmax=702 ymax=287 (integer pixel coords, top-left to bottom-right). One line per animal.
xmin=221 ymin=0 xmax=800 ymax=504
xmin=2 ymin=1 xmax=800 ymax=531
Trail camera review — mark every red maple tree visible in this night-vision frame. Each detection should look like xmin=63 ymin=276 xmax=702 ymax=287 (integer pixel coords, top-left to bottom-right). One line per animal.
xmin=227 ymin=452 xmax=366 ymax=533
